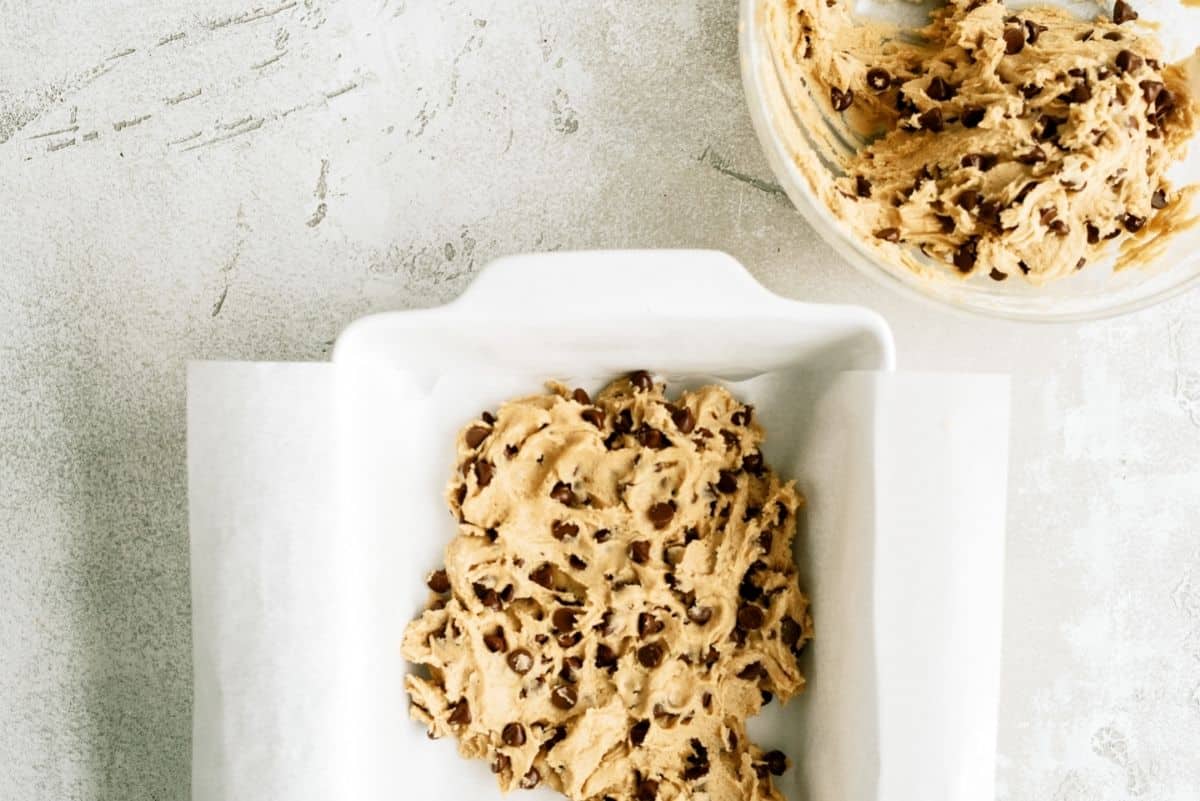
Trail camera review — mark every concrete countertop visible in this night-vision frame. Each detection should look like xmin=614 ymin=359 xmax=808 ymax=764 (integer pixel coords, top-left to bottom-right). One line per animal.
xmin=1 ymin=1 xmax=1198 ymax=798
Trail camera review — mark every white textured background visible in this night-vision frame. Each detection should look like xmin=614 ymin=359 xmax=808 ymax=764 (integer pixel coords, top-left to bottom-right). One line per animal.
xmin=1 ymin=1 xmax=1198 ymax=799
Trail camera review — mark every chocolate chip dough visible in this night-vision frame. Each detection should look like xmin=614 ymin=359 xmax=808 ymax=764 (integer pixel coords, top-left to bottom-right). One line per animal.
xmin=765 ymin=0 xmax=1198 ymax=283
xmin=403 ymin=374 xmax=812 ymax=801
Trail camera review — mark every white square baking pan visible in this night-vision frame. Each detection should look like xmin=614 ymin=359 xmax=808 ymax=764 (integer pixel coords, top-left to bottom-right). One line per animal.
xmin=189 ymin=249 xmax=1008 ymax=801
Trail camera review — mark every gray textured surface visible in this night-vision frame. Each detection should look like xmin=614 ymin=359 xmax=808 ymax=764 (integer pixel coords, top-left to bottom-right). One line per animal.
xmin=1 ymin=1 xmax=1198 ymax=799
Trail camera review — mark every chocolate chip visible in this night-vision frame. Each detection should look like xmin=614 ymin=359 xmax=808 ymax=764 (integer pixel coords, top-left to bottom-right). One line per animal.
xmin=504 ymin=444 xmax=518 ymax=458
xmin=934 ymin=214 xmax=955 ymax=234
xmin=742 ymin=452 xmax=764 ymax=475
xmin=1104 ymin=31 xmax=1123 ymax=41
xmin=1086 ymin=223 xmax=1101 ymax=244
xmin=647 ymin=501 xmax=676 ymax=530
xmin=550 ymin=684 xmax=577 ymax=710
xmin=1078 ymin=29 xmax=1094 ymax=42
xmin=626 ymin=719 xmax=651 ymax=747
xmin=1124 ymin=213 xmax=1146 ymax=233
xmin=874 ymin=227 xmax=901 ymax=243
xmin=544 ymin=726 xmax=568 ymax=749
xmin=961 ymin=152 xmax=996 ymax=170
xmin=758 ymin=530 xmax=773 ymax=552
xmin=629 ymin=540 xmax=651 ymax=564
xmin=481 ymin=411 xmax=496 ymax=425
xmin=1013 ymin=182 xmax=1038 ymax=205
xmin=474 ymin=582 xmax=501 ymax=609
xmin=637 ymin=427 xmax=666 ymax=449
xmin=519 ymin=768 xmax=540 ymax=789
xmin=637 ymin=642 xmax=664 ymax=668
xmin=1036 ymin=115 xmax=1063 ymax=141
xmin=956 ymin=189 xmax=980 ymax=211
xmin=638 ymin=612 xmax=664 ymax=638
xmin=1025 ymin=20 xmax=1047 ymax=43
xmin=1065 ymin=83 xmax=1092 ymax=104
xmin=552 ymin=520 xmax=579 ymax=540
xmin=530 ymin=563 xmax=555 ymax=589
xmin=737 ymin=604 xmax=765 ymax=630
xmin=765 ymin=750 xmax=788 ymax=776
xmin=594 ymin=528 xmax=611 ymax=543
xmin=953 ymin=238 xmax=979 ymax=273
xmin=1113 ymin=0 xmax=1137 ymax=23
xmin=671 ymin=406 xmax=695 ymax=433
xmin=926 ymin=77 xmax=954 ymax=101
xmin=550 ymin=481 xmax=575 ymax=505
xmin=581 ymin=407 xmax=605 ymax=428
xmin=636 ymin=778 xmax=659 ymax=801
xmin=918 ymin=107 xmax=944 ymax=132
xmin=484 ymin=627 xmax=508 ymax=653
xmin=453 ymin=484 xmax=466 ymax=506
xmin=1020 ymin=84 xmax=1042 ymax=99
xmin=475 ymin=459 xmax=494 ymax=488
xmin=614 ymin=409 xmax=635 ymax=434
xmin=855 ymin=175 xmax=873 ymax=198
xmin=465 ymin=426 xmax=490 ymax=448
xmin=571 ymin=388 xmax=591 ymax=405
xmin=1076 ymin=258 xmax=1087 ymax=270
xmin=989 ymin=268 xmax=1007 ymax=281
xmin=731 ymin=407 xmax=752 ymax=426
xmin=1115 ymin=49 xmax=1143 ymax=74
xmin=427 ymin=569 xmax=450 ymax=593
xmin=830 ymin=86 xmax=853 ymax=111
xmin=448 ymin=700 xmax=471 ymax=725
xmin=961 ymin=106 xmax=986 ymax=129
xmin=568 ymin=554 xmax=587 ymax=570
xmin=717 ymin=470 xmax=738 ymax=493
xmin=1003 ymin=26 xmax=1025 ymax=54
xmin=1049 ymin=219 xmax=1069 ymax=236
xmin=553 ymin=608 xmax=579 ymax=633
xmin=866 ymin=67 xmax=891 ymax=92
xmin=630 ymin=370 xmax=654 ymax=391
xmin=780 ymin=616 xmax=802 ymax=647
xmin=595 ymin=643 xmax=618 ymax=669
xmin=502 ymin=722 xmax=526 ymax=746
xmin=738 ymin=661 xmax=763 ymax=680
xmin=683 ymin=763 xmax=710 ymax=781
xmin=688 ymin=605 xmax=713 ymax=625
xmin=1151 ymin=189 xmax=1167 ymax=209
xmin=1140 ymin=80 xmax=1164 ymax=105
xmin=1016 ymin=147 xmax=1047 ymax=165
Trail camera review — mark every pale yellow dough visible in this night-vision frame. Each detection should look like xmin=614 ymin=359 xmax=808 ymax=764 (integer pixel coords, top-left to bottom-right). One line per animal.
xmin=403 ymin=375 xmax=812 ymax=801
xmin=766 ymin=0 xmax=1198 ymax=283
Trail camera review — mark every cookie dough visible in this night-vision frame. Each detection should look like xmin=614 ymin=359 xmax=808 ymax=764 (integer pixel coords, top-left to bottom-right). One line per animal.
xmin=403 ymin=374 xmax=812 ymax=801
xmin=765 ymin=0 xmax=1198 ymax=283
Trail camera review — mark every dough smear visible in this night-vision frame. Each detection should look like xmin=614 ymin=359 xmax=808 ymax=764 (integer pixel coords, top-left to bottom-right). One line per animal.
xmin=403 ymin=374 xmax=812 ymax=801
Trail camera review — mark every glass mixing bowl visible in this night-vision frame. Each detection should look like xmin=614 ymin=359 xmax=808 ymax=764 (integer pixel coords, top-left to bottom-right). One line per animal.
xmin=739 ymin=0 xmax=1200 ymax=321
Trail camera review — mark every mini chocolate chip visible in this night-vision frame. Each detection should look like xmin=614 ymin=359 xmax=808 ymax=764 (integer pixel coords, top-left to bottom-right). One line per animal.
xmin=1025 ymin=20 xmax=1047 ymax=43
xmin=961 ymin=106 xmax=986 ymax=128
xmin=671 ymin=406 xmax=695 ymax=433
xmin=637 ymin=642 xmax=664 ymax=668
xmin=427 ymin=569 xmax=450 ymax=593
xmin=1115 ymin=49 xmax=1143 ymax=74
xmin=1076 ymin=258 xmax=1087 ymax=270
xmin=572 ymin=388 xmax=591 ymax=405
xmin=1018 ymin=260 xmax=1031 ymax=275
xmin=475 ymin=459 xmax=494 ymax=488
xmin=631 ymin=719 xmax=651 ymax=746
xmin=504 ymin=444 xmax=518 ymax=458
xmin=530 ymin=563 xmax=555 ymax=589
xmin=926 ymin=76 xmax=954 ymax=101
xmin=568 ymin=554 xmax=587 ymax=570
xmin=1020 ymin=84 xmax=1042 ymax=99
xmin=448 ymin=700 xmax=471 ymax=725
xmin=647 ymin=501 xmax=676 ymax=530
xmin=765 ymin=750 xmax=788 ymax=776
xmin=487 ymin=528 xmax=500 ymax=543
xmin=855 ymin=174 xmax=873 ymax=198
xmin=481 ymin=411 xmax=496 ymax=425
xmin=717 ymin=470 xmax=738 ymax=493
xmin=582 ymin=407 xmax=605 ymax=428
xmin=593 ymin=528 xmax=611 ymax=543
xmin=1086 ymin=223 xmax=1101 ymax=244
xmin=874 ymin=227 xmax=901 ymax=243
xmin=629 ymin=540 xmax=651 ymax=564
xmin=519 ymin=768 xmax=540 ymax=789
xmin=737 ymin=661 xmax=763 ymax=680
xmin=553 ymin=608 xmax=579 ymax=633
xmin=550 ymin=481 xmax=575 ymax=505
xmin=550 ymin=684 xmax=577 ymax=710
xmin=502 ymin=722 xmax=526 ymax=746
xmin=636 ymin=778 xmax=659 ymax=801
xmin=1104 ymin=31 xmax=1123 ymax=41
xmin=688 ymin=605 xmax=713 ymax=625
xmin=595 ymin=643 xmax=618 ymax=669
xmin=830 ymin=86 xmax=854 ymax=111
xmin=1151 ymin=189 xmax=1167 ymax=209
xmin=638 ymin=613 xmax=664 ymax=638
xmin=552 ymin=520 xmax=579 ymax=540
xmin=956 ymin=189 xmax=980 ymax=211
xmin=630 ymin=370 xmax=654 ymax=391
xmin=989 ymin=268 xmax=1007 ymax=281
xmin=866 ymin=67 xmax=890 ymax=91
xmin=954 ymin=238 xmax=979 ymax=273
xmin=737 ymin=604 xmax=765 ymax=630
xmin=465 ymin=425 xmax=490 ymax=448
xmin=484 ymin=627 xmax=508 ymax=653
xmin=1003 ymin=26 xmax=1025 ymax=54
xmin=1124 ymin=213 xmax=1146 ymax=232
xmin=918 ymin=107 xmax=944 ymax=132
xmin=1113 ymin=0 xmax=1137 ymax=23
